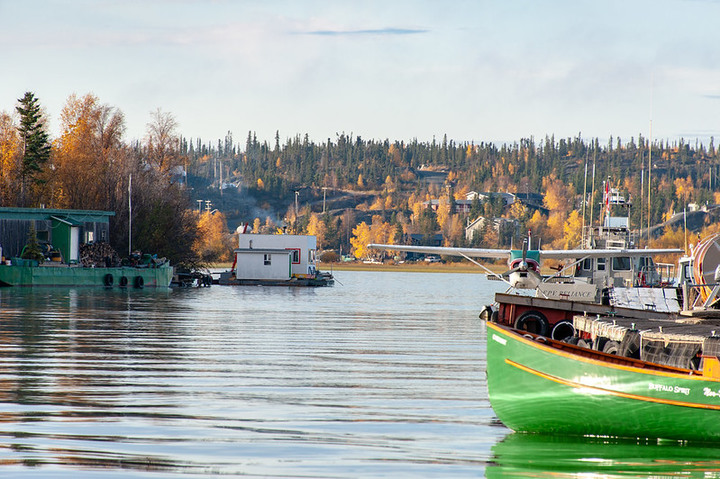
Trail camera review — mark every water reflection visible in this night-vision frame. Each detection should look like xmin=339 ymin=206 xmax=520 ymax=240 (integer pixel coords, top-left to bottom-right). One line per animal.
xmin=488 ymin=433 xmax=720 ymax=478
xmin=0 ymin=273 xmax=510 ymax=477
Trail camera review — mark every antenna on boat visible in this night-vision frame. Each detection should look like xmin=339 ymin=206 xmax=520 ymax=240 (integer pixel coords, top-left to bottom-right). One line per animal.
xmin=582 ymin=151 xmax=588 ymax=235
xmin=647 ymin=77 xmax=654 ymax=246
xmin=589 ymin=149 xmax=596 ymax=230
xmin=128 ymin=173 xmax=132 ymax=256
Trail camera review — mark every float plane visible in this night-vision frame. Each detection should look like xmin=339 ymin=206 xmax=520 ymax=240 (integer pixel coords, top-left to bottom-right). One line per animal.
xmin=368 ymin=234 xmax=683 ymax=291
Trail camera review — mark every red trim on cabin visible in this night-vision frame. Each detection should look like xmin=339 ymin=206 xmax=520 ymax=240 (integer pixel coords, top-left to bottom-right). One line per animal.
xmin=286 ymin=248 xmax=301 ymax=264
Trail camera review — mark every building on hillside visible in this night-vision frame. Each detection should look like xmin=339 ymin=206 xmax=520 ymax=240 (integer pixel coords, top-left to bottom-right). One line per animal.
xmin=465 ymin=216 xmax=486 ymax=242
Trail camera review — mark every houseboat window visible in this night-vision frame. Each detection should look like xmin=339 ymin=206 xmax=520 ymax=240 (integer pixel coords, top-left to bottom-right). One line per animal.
xmin=288 ymin=249 xmax=300 ymax=264
xmin=612 ymin=256 xmax=631 ymax=271
xmin=86 ymin=231 xmax=94 ymax=243
xmin=309 ymin=249 xmax=316 ymax=263
xmin=597 ymin=258 xmax=606 ymax=271
xmin=264 ymin=254 xmax=271 ymax=265
xmin=582 ymin=258 xmax=593 ymax=270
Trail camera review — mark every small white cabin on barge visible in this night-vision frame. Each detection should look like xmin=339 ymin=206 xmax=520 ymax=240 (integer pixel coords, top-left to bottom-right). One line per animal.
xmin=218 ymin=227 xmax=332 ymax=286
xmin=234 ymin=233 xmax=317 ymax=280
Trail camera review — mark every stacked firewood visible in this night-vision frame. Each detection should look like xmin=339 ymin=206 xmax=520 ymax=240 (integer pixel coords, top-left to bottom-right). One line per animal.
xmin=80 ymin=242 xmax=121 ymax=267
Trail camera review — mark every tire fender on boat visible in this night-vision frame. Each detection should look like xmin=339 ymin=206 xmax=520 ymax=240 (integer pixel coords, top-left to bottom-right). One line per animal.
xmin=602 ymin=340 xmax=620 ymax=355
xmin=514 ymin=311 xmax=549 ymax=336
xmin=119 ymin=276 xmax=128 ymax=288
xmin=551 ymin=320 xmax=576 ymax=341
xmin=104 ymin=273 xmax=114 ymax=287
xmin=134 ymin=276 xmax=145 ymax=289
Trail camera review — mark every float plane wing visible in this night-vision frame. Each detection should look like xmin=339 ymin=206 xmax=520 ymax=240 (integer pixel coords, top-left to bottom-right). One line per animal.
xmin=367 ymin=241 xmax=683 ymax=290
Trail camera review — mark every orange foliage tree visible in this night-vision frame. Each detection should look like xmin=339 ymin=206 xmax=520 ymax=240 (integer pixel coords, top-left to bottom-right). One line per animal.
xmin=193 ymin=211 xmax=232 ymax=262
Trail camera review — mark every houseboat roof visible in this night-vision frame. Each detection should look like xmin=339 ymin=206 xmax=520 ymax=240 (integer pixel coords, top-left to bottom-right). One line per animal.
xmin=0 ymin=207 xmax=115 ymax=222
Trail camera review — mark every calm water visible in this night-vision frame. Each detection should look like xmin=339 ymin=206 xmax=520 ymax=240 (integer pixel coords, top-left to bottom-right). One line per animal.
xmin=1 ymin=270 xmax=720 ymax=478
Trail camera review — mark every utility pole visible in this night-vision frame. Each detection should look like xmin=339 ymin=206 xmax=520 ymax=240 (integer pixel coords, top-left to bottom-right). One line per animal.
xmin=295 ymin=191 xmax=299 ymax=217
xmin=322 ymin=187 xmax=328 ymax=213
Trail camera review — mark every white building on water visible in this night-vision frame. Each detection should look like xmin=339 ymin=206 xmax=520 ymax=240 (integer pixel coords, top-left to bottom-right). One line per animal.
xmin=218 ymin=224 xmax=333 ymax=286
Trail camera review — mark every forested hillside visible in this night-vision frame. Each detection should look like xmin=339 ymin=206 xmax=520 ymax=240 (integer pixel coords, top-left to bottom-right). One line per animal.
xmin=3 ymin=91 xmax=719 ymax=263
xmin=184 ymin=130 xmax=720 ymax=258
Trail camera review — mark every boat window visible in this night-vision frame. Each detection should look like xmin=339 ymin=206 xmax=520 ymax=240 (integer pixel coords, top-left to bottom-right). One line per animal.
xmin=309 ymin=249 xmax=316 ymax=263
xmin=597 ymin=258 xmax=606 ymax=271
xmin=287 ymin=248 xmax=300 ymax=264
xmin=612 ymin=256 xmax=631 ymax=271
xmin=264 ymin=254 xmax=271 ymax=265
xmin=582 ymin=258 xmax=593 ymax=270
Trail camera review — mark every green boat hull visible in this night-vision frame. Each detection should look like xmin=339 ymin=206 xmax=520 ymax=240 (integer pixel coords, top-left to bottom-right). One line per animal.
xmin=0 ymin=264 xmax=173 ymax=288
xmin=487 ymin=321 xmax=720 ymax=442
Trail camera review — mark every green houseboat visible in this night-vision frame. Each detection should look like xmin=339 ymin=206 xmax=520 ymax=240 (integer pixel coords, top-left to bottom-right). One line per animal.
xmin=0 ymin=207 xmax=172 ymax=288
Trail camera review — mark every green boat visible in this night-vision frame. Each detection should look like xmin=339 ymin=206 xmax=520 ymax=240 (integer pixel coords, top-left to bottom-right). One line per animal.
xmin=0 ymin=260 xmax=173 ymax=288
xmin=486 ymin=320 xmax=720 ymax=442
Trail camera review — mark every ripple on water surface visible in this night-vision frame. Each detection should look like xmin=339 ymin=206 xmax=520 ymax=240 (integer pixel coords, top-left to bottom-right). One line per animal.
xmin=0 ymin=271 xmax=508 ymax=477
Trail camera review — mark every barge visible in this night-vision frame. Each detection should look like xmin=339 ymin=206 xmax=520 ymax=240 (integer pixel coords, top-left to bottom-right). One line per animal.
xmin=0 ymin=207 xmax=172 ymax=288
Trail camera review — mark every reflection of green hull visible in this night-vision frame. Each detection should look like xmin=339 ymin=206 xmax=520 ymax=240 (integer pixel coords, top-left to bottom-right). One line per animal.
xmin=487 ymin=321 xmax=720 ymax=442
xmin=0 ymin=264 xmax=173 ymax=288
xmin=488 ymin=433 xmax=720 ymax=477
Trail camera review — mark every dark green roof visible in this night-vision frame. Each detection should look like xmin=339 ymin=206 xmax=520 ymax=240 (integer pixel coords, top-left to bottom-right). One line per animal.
xmin=0 ymin=207 xmax=115 ymax=223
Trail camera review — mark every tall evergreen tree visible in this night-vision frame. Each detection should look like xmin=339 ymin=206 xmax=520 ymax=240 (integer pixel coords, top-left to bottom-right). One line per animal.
xmin=16 ymin=92 xmax=51 ymax=206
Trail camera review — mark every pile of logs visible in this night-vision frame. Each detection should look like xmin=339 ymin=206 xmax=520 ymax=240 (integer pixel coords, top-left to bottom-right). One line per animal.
xmin=80 ymin=242 xmax=121 ymax=267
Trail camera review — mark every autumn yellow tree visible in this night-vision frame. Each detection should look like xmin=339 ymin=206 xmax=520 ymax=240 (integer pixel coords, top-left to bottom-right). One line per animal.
xmin=561 ymin=210 xmax=583 ymax=249
xmin=350 ymin=222 xmax=372 ymax=259
xmin=542 ymin=174 xmax=572 ymax=216
xmin=52 ymin=93 xmax=126 ymax=210
xmin=370 ymin=215 xmax=396 ymax=246
xmin=193 ymin=211 xmax=232 ymax=262
xmin=306 ymin=213 xmax=327 ymax=247
xmin=674 ymin=176 xmax=694 ymax=204
xmin=0 ymin=112 xmax=22 ymax=205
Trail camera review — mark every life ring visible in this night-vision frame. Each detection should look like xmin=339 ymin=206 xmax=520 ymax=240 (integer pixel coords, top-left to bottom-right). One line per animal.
xmin=119 ymin=276 xmax=128 ymax=288
xmin=134 ymin=276 xmax=145 ymax=289
xmin=514 ymin=311 xmax=549 ymax=336
xmin=103 ymin=273 xmax=114 ymax=287
xmin=551 ymin=320 xmax=576 ymax=341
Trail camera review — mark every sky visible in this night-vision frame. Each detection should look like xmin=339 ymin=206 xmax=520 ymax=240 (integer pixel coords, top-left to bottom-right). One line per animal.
xmin=2 ymin=0 xmax=720 ymax=148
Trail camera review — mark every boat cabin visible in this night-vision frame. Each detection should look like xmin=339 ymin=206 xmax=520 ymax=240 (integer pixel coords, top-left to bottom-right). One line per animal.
xmin=0 ymin=207 xmax=114 ymax=264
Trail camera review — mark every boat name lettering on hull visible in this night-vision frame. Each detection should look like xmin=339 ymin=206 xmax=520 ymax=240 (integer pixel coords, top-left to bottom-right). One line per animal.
xmin=649 ymin=382 xmax=690 ymax=396
xmin=703 ymin=387 xmax=720 ymax=398
xmin=492 ymin=334 xmax=507 ymax=346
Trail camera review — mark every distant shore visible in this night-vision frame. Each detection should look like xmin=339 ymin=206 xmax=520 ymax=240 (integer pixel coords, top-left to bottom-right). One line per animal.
xmin=318 ymin=261 xmax=493 ymax=274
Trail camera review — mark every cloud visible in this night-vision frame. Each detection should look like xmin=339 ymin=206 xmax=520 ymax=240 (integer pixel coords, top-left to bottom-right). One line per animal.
xmin=301 ymin=27 xmax=428 ymax=36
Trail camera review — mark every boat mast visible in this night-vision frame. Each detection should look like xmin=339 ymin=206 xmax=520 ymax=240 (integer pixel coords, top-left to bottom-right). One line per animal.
xmin=128 ymin=173 xmax=132 ymax=256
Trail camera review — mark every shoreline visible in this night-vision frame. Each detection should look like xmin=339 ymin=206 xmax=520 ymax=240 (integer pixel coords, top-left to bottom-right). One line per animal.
xmin=317 ymin=261 xmax=494 ymax=274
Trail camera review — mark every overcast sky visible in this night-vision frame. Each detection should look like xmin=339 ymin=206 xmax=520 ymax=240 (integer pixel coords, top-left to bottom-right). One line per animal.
xmin=2 ymin=0 xmax=720 ymax=147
